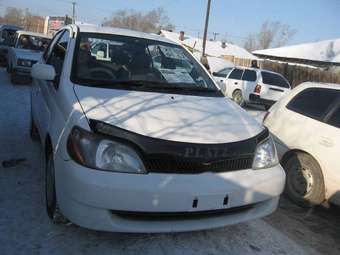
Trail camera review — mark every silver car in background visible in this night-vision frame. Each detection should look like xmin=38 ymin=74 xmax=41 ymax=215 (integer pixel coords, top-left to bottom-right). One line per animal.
xmin=7 ymin=30 xmax=51 ymax=84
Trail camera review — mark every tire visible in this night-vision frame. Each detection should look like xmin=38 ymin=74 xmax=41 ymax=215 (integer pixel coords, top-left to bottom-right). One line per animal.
xmin=30 ymin=119 xmax=39 ymax=141
xmin=283 ymin=152 xmax=325 ymax=208
xmin=10 ymin=71 xmax=19 ymax=85
xmin=6 ymin=63 xmax=11 ymax=73
xmin=232 ymin=90 xmax=245 ymax=107
xmin=45 ymin=150 xmax=68 ymax=224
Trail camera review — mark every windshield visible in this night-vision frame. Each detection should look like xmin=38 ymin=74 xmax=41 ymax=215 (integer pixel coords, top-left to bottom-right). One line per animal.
xmin=1 ymin=29 xmax=17 ymax=46
xmin=72 ymin=32 xmax=222 ymax=97
xmin=17 ymin=34 xmax=50 ymax=51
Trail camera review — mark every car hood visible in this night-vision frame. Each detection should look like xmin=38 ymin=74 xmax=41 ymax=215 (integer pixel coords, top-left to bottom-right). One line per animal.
xmin=13 ymin=48 xmax=42 ymax=61
xmin=74 ymin=86 xmax=264 ymax=144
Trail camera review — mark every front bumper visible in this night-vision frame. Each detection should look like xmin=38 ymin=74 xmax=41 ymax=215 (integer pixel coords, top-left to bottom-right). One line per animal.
xmin=249 ymin=93 xmax=276 ymax=106
xmin=55 ymin=154 xmax=285 ymax=233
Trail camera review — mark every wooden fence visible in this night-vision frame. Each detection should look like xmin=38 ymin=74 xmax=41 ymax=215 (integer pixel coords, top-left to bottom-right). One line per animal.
xmin=223 ymin=55 xmax=340 ymax=88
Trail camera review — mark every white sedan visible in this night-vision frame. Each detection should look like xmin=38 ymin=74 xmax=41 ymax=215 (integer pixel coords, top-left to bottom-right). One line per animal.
xmin=264 ymin=82 xmax=340 ymax=207
xmin=30 ymin=24 xmax=285 ymax=233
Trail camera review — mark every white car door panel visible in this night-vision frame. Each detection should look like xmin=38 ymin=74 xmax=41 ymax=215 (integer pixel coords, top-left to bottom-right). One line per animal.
xmin=226 ymin=68 xmax=243 ymax=98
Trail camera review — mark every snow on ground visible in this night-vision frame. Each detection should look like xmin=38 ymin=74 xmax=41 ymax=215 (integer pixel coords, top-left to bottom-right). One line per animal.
xmin=161 ymin=30 xmax=256 ymax=59
xmin=1 ymin=69 xmax=340 ymax=255
xmin=253 ymin=38 xmax=340 ymax=63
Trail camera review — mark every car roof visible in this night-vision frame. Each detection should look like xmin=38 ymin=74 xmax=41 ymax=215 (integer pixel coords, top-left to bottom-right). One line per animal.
xmin=16 ymin=30 xmax=52 ymax=39
xmin=296 ymin=82 xmax=340 ymax=91
xmin=70 ymin=24 xmax=177 ymax=45
xmin=0 ymin=24 xmax=22 ymax=30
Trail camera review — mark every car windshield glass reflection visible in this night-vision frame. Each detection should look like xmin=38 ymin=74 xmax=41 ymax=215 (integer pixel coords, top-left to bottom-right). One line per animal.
xmin=73 ymin=33 xmax=220 ymax=96
xmin=17 ymin=35 xmax=50 ymax=51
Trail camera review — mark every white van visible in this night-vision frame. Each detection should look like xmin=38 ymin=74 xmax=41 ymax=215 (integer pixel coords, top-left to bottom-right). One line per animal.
xmin=223 ymin=67 xmax=291 ymax=110
xmin=30 ymin=25 xmax=285 ymax=233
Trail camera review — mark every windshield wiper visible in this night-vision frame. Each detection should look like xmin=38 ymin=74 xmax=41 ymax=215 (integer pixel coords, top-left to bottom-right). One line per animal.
xmin=92 ymin=80 xmax=218 ymax=93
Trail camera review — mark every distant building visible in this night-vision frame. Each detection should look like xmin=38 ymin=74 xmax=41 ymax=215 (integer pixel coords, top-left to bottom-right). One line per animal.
xmin=253 ymin=38 xmax=340 ymax=69
xmin=160 ymin=30 xmax=256 ymax=72
xmin=43 ymin=16 xmax=73 ymax=36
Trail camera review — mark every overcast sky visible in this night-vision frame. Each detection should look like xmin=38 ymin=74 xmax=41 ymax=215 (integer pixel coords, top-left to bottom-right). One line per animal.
xmin=1 ymin=0 xmax=340 ymax=46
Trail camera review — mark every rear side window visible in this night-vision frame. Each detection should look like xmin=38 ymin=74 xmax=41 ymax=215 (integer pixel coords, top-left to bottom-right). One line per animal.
xmin=242 ymin=70 xmax=257 ymax=82
xmin=213 ymin=67 xmax=233 ymax=78
xmin=261 ymin=71 xmax=290 ymax=88
xmin=287 ymin=88 xmax=340 ymax=120
xmin=228 ymin=68 xmax=243 ymax=80
xmin=327 ymin=105 xmax=340 ymax=128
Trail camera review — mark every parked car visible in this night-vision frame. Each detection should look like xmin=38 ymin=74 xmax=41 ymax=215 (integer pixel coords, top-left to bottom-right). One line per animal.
xmin=30 ymin=24 xmax=285 ymax=233
xmin=0 ymin=24 xmax=22 ymax=66
xmin=212 ymin=67 xmax=233 ymax=93
xmin=222 ymin=67 xmax=291 ymax=110
xmin=7 ymin=31 xmax=51 ymax=84
xmin=264 ymin=82 xmax=340 ymax=207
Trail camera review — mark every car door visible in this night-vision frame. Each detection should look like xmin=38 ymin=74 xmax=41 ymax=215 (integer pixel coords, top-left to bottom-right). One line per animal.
xmin=32 ymin=29 xmax=70 ymax=141
xmin=315 ymin=94 xmax=340 ymax=203
xmin=31 ymin=31 xmax=63 ymax=138
xmin=212 ymin=67 xmax=233 ymax=94
xmin=260 ymin=71 xmax=291 ymax=102
xmin=225 ymin=68 xmax=244 ymax=98
xmin=283 ymin=88 xmax=340 ymax=188
xmin=241 ymin=69 xmax=257 ymax=101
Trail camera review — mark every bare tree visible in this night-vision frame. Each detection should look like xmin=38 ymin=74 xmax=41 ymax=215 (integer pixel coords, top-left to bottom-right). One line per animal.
xmin=243 ymin=34 xmax=257 ymax=52
xmin=244 ymin=20 xmax=296 ymax=51
xmin=103 ymin=8 xmax=174 ymax=33
xmin=3 ymin=7 xmax=23 ymax=26
xmin=1 ymin=7 xmax=45 ymax=33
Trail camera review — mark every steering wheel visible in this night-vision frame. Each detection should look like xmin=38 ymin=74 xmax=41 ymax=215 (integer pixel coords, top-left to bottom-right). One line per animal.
xmin=89 ymin=67 xmax=116 ymax=80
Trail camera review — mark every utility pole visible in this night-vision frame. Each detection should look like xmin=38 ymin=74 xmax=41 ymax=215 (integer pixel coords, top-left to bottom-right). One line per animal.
xmin=72 ymin=2 xmax=76 ymax=24
xmin=212 ymin=32 xmax=219 ymax=41
xmin=201 ymin=0 xmax=211 ymax=61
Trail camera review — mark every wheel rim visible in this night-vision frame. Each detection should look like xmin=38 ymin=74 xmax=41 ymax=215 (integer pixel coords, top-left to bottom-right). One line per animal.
xmin=46 ymin=155 xmax=56 ymax=215
xmin=233 ymin=92 xmax=243 ymax=105
xmin=288 ymin=166 xmax=314 ymax=197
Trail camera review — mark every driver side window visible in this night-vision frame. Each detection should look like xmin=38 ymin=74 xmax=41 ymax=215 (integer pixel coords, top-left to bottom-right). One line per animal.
xmin=47 ymin=30 xmax=70 ymax=88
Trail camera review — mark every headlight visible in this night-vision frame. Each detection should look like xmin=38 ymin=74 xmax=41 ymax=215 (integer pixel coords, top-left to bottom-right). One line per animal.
xmin=67 ymin=127 xmax=146 ymax=174
xmin=17 ymin=59 xmax=32 ymax=67
xmin=252 ymin=136 xmax=279 ymax=170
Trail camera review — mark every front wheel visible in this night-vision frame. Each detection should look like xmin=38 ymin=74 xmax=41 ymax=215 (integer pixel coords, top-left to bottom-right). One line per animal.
xmin=10 ymin=71 xmax=19 ymax=85
xmin=232 ymin=90 xmax=245 ymax=107
xmin=283 ymin=152 xmax=325 ymax=208
xmin=45 ymin=151 xmax=68 ymax=224
xmin=6 ymin=63 xmax=11 ymax=73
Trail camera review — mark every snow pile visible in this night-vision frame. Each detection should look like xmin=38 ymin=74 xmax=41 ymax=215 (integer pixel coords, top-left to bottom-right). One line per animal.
xmin=161 ymin=30 xmax=256 ymax=60
xmin=253 ymin=38 xmax=340 ymax=63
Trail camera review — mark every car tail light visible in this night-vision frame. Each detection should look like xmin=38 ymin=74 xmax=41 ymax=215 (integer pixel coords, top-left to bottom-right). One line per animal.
xmin=254 ymin=84 xmax=261 ymax=93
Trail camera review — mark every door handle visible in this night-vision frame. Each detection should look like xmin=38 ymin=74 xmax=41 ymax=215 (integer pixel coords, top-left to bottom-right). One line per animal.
xmin=319 ymin=137 xmax=333 ymax=147
xmin=234 ymin=82 xmax=238 ymax=85
xmin=220 ymin=80 xmax=224 ymax=82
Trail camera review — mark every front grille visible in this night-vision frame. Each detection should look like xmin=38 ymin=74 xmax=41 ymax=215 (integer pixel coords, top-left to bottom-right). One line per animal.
xmin=145 ymin=156 xmax=253 ymax=174
xmin=112 ymin=204 xmax=255 ymax=221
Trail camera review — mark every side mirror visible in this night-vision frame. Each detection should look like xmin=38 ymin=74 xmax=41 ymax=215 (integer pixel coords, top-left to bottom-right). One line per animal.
xmin=31 ymin=63 xmax=56 ymax=81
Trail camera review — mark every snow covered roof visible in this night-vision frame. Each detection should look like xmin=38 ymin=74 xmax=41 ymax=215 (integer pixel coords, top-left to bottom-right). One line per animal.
xmin=253 ymin=38 xmax=340 ymax=63
xmin=74 ymin=25 xmax=176 ymax=44
xmin=161 ymin=30 xmax=256 ymax=59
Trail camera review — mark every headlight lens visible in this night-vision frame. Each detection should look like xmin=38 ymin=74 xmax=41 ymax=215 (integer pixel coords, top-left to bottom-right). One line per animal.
xmin=252 ymin=136 xmax=279 ymax=170
xmin=17 ymin=59 xmax=32 ymax=67
xmin=68 ymin=127 xmax=146 ymax=174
